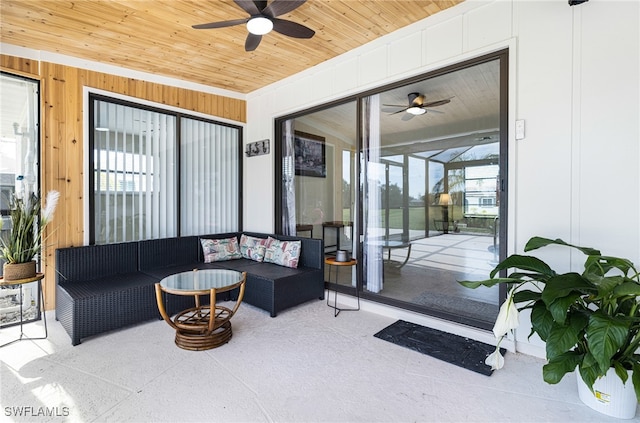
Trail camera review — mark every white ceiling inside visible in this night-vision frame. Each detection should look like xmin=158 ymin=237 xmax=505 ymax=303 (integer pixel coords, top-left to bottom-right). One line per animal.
xmin=296 ymin=58 xmax=501 ymax=156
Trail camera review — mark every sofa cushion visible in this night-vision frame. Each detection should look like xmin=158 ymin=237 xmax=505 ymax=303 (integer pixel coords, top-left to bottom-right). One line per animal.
xmin=201 ymin=237 xmax=242 ymax=263
xmin=58 ymin=272 xmax=157 ymax=298
xmin=56 ymin=242 xmax=140 ymax=283
xmin=239 ymin=234 xmax=268 ymax=262
xmin=213 ymin=258 xmax=261 ymax=272
xmin=138 ymin=237 xmax=200 ymax=271
xmin=263 ymin=237 xmax=301 ymax=268
xmin=245 ymin=262 xmax=310 ymax=279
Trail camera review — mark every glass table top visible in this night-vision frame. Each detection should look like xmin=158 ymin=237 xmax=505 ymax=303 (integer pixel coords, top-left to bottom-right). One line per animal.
xmin=160 ymin=269 xmax=244 ymax=292
xmin=367 ymin=240 xmax=410 ymax=248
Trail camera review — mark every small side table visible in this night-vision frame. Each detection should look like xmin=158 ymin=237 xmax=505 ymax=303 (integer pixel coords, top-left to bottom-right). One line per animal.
xmin=325 ymin=257 xmax=359 ymax=317
xmin=0 ymin=273 xmax=47 ymax=348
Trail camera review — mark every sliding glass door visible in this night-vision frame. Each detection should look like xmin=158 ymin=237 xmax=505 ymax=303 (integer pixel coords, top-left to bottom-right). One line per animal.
xmin=276 ymin=51 xmax=508 ymax=329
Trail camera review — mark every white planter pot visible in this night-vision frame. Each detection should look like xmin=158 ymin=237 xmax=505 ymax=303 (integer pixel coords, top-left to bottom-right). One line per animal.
xmin=577 ymin=367 xmax=638 ymax=419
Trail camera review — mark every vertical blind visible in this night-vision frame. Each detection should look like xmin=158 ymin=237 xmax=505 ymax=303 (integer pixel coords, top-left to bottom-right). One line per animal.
xmin=180 ymin=118 xmax=239 ymax=235
xmin=92 ymin=97 xmax=240 ymax=244
xmin=93 ymin=101 xmax=177 ymax=243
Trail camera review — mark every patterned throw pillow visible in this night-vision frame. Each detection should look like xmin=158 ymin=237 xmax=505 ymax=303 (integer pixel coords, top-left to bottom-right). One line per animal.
xmin=263 ymin=237 xmax=301 ymax=268
xmin=239 ymin=234 xmax=268 ymax=262
xmin=200 ymin=237 xmax=242 ymax=263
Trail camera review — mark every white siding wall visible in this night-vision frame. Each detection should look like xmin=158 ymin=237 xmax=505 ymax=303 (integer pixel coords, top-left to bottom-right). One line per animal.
xmin=245 ymin=0 xmax=640 ymax=356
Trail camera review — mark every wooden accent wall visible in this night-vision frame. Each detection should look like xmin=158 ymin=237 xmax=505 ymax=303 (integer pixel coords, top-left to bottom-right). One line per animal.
xmin=2 ymin=54 xmax=246 ymax=310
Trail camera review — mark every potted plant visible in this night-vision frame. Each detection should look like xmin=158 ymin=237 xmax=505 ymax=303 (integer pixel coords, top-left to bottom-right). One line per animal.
xmin=460 ymin=236 xmax=640 ymax=418
xmin=0 ymin=190 xmax=59 ymax=281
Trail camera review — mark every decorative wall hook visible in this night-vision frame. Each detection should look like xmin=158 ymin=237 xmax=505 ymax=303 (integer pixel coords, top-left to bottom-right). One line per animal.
xmin=245 ymin=139 xmax=270 ymax=157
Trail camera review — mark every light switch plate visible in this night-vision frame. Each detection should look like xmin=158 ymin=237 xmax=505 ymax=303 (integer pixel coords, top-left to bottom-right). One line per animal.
xmin=515 ymin=120 xmax=525 ymax=140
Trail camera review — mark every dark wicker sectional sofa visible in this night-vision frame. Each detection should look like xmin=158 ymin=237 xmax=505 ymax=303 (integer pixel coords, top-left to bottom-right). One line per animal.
xmin=55 ymin=232 xmax=324 ymax=346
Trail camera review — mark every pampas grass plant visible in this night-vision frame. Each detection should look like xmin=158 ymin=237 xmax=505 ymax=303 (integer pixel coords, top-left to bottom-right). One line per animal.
xmin=0 ymin=190 xmax=59 ymax=264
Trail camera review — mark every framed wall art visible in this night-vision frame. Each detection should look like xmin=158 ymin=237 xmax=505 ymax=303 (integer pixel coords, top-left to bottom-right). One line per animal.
xmin=294 ymin=131 xmax=326 ymax=177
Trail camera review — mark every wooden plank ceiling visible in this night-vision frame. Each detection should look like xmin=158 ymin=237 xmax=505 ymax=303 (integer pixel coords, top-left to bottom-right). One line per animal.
xmin=1 ymin=0 xmax=463 ymax=94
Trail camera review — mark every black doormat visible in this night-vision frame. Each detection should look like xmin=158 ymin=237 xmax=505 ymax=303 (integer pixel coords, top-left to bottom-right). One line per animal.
xmin=373 ymin=320 xmax=505 ymax=376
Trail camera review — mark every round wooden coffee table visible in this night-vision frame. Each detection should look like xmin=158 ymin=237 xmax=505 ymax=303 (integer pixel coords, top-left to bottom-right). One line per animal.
xmin=155 ymin=269 xmax=246 ymax=351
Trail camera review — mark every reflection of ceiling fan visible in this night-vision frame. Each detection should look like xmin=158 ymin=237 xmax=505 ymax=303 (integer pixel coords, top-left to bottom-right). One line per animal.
xmin=192 ymin=0 xmax=315 ymax=52
xmin=383 ymin=92 xmax=452 ymax=121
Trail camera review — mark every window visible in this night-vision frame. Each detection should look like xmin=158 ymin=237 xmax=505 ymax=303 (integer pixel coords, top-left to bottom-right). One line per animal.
xmin=0 ymin=73 xmax=39 ymax=208
xmin=90 ymin=95 xmax=241 ymax=244
xmin=180 ymin=117 xmax=241 ymax=236
xmin=480 ymin=197 xmax=495 ymax=207
xmin=0 ymin=72 xmax=41 ymax=325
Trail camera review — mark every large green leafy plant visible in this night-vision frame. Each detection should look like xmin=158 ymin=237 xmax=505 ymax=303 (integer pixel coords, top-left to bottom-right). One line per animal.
xmin=460 ymin=236 xmax=640 ymax=400
xmin=0 ymin=190 xmax=59 ymax=264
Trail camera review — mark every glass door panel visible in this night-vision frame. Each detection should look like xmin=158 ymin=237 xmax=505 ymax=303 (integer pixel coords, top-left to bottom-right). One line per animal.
xmin=361 ymin=57 xmax=503 ymax=327
xmin=281 ymin=100 xmax=358 ymax=287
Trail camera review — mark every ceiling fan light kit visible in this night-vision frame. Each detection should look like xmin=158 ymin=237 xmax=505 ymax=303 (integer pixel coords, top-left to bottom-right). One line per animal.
xmin=406 ymin=106 xmax=427 ymax=116
xmin=247 ymin=16 xmax=273 ymax=35
xmin=383 ymin=92 xmax=452 ymax=119
xmin=193 ymin=0 xmax=315 ymax=51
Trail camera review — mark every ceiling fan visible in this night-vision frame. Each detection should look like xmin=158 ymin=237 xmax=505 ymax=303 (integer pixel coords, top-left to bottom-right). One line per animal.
xmin=383 ymin=92 xmax=452 ymax=121
xmin=192 ymin=0 xmax=315 ymax=52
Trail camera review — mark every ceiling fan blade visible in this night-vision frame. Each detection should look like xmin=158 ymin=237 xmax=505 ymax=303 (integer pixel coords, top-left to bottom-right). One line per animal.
xmin=382 ymin=104 xmax=408 ymax=108
xmin=271 ymin=18 xmax=315 ymax=38
xmin=245 ymin=33 xmax=262 ymax=51
xmin=422 ymin=98 xmax=452 ymax=108
xmin=424 ymin=108 xmax=444 ymax=114
xmin=389 ymin=109 xmax=407 ymax=116
xmin=192 ymin=18 xmax=248 ymax=30
xmin=382 ymin=107 xmax=405 ymax=113
xmin=234 ymin=0 xmax=261 ymax=15
xmin=263 ymin=0 xmax=307 ymax=18
xmin=401 ymin=113 xmax=416 ymax=121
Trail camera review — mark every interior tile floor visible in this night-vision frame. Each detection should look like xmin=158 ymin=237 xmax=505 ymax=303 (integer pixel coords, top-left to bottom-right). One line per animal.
xmin=328 ymin=233 xmax=501 ymax=324
xmin=1 ymin=297 xmax=636 ymax=422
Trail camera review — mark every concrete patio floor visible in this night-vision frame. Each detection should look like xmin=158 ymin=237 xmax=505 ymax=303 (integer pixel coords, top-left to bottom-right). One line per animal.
xmin=1 ymin=296 xmax=636 ymax=422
